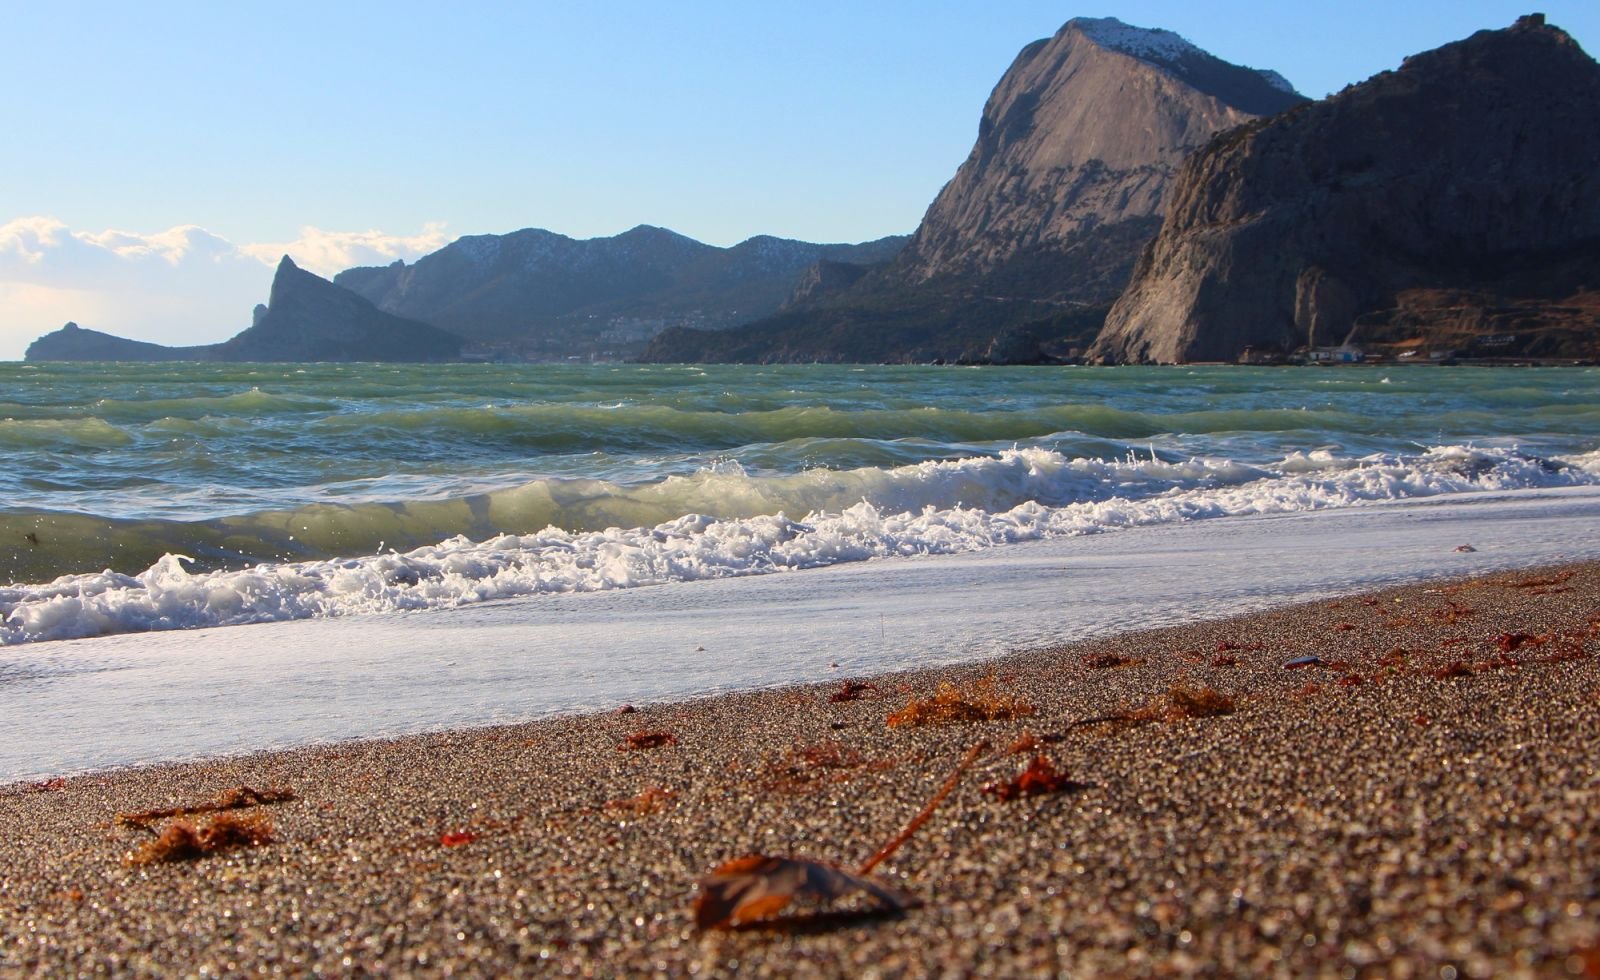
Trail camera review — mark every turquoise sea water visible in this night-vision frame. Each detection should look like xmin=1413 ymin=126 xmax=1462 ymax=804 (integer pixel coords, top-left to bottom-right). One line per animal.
xmin=2 ymin=361 xmax=1598 ymax=644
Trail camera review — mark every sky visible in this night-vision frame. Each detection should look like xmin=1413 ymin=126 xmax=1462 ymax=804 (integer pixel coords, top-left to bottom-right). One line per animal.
xmin=3 ymin=1 xmax=1596 ymax=358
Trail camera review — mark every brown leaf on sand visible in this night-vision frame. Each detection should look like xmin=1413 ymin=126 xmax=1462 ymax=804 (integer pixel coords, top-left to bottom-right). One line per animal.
xmin=694 ymin=741 xmax=987 ymax=931
xmin=693 ymin=855 xmax=917 ymax=930
xmin=982 ymin=755 xmax=1089 ymax=802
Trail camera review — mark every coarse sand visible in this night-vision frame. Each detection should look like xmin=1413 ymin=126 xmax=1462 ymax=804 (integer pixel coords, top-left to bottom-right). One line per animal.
xmin=3 ymin=563 xmax=1599 ymax=976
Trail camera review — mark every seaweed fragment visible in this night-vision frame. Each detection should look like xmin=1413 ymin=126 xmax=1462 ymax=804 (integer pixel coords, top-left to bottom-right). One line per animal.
xmin=1500 ymin=571 xmax=1573 ymax=590
xmin=1074 ymin=682 xmax=1237 ymax=734
xmin=885 ymin=677 xmax=1033 ymax=728
xmin=1494 ymin=632 xmax=1546 ymax=653
xmin=605 ymin=787 xmax=678 ymax=816
xmin=1007 ymin=730 xmax=1041 ymax=754
xmin=1162 ymin=683 xmax=1237 ymax=720
xmin=760 ymin=741 xmax=888 ymax=794
xmin=982 ymin=755 xmax=1088 ymax=802
xmin=117 ymin=785 xmax=296 ymax=829
xmin=126 ymin=812 xmax=274 ymax=866
xmin=620 ymin=731 xmax=677 ymax=751
xmin=828 ymin=680 xmax=878 ymax=703
xmin=1082 ymin=653 xmax=1144 ymax=669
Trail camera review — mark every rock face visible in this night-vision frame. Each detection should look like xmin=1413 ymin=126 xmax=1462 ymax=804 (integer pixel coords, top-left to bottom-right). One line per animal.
xmin=644 ymin=17 xmax=1302 ymax=363
xmin=1094 ymin=15 xmax=1600 ymax=364
xmin=889 ymin=16 xmax=1304 ymax=297
xmin=335 ymin=225 xmax=906 ymax=356
xmin=217 ymin=257 xmax=462 ymax=362
xmin=783 ymin=259 xmax=874 ymax=308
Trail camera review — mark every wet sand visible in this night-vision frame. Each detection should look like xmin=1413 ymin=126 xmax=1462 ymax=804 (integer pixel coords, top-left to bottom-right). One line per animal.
xmin=3 ymin=563 xmax=1598 ymax=976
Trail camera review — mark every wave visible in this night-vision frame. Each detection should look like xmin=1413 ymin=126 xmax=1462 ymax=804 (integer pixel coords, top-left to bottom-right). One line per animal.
xmin=0 ymin=417 xmax=134 ymax=450
xmin=4 ymin=444 xmax=1598 ymax=645
xmin=305 ymin=402 xmax=1370 ymax=451
xmin=90 ymin=388 xmax=340 ymax=423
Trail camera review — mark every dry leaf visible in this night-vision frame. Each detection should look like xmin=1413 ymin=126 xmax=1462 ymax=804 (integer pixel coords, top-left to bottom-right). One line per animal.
xmin=691 ymin=741 xmax=986 ymax=931
xmin=694 ymin=855 xmax=916 ymax=929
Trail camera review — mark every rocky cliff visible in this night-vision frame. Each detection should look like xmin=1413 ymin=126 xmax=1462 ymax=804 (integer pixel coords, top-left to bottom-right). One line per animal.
xmin=1093 ymin=15 xmax=1600 ymax=364
xmin=890 ymin=16 xmax=1303 ymax=295
xmin=644 ymin=17 xmax=1302 ymax=363
xmin=219 ymin=257 xmax=461 ymax=362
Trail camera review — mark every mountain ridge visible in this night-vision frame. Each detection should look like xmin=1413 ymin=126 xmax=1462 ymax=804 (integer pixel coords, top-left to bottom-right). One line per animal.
xmin=335 ymin=225 xmax=907 ymax=359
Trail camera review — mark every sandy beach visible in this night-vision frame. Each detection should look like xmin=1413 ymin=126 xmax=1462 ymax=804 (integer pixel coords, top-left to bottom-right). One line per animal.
xmin=3 ymin=562 xmax=1598 ymax=977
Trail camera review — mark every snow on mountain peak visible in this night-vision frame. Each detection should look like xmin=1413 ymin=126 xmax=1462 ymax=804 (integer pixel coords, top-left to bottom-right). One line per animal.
xmin=1072 ymin=17 xmax=1203 ymax=64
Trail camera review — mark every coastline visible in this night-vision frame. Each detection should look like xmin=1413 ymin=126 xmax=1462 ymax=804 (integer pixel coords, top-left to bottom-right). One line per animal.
xmin=4 ymin=562 xmax=1597 ymax=975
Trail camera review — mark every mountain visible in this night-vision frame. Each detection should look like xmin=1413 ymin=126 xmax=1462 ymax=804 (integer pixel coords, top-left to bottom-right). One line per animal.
xmin=1093 ymin=14 xmax=1600 ymax=364
xmin=644 ymin=16 xmax=1304 ymax=364
xmin=888 ymin=16 xmax=1302 ymax=292
xmin=24 ymin=322 xmax=213 ymax=362
xmin=25 ymin=258 xmax=462 ymax=363
xmin=217 ymin=256 xmax=461 ymax=362
xmin=335 ymin=225 xmax=907 ymax=359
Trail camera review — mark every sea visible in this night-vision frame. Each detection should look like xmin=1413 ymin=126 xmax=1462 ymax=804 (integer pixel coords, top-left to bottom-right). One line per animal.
xmin=3 ymin=361 xmax=1600 ymax=780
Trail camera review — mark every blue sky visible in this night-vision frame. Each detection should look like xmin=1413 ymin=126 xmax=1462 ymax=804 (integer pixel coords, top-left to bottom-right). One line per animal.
xmin=2 ymin=1 xmax=1596 ymax=356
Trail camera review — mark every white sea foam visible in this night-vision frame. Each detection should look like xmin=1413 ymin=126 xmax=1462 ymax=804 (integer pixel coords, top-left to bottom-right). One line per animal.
xmin=3 ymin=444 xmax=1598 ymax=645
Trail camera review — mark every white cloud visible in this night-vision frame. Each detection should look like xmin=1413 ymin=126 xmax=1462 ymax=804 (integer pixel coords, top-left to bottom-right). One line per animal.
xmin=240 ymin=223 xmax=450 ymax=278
xmin=0 ymin=216 xmax=449 ymax=360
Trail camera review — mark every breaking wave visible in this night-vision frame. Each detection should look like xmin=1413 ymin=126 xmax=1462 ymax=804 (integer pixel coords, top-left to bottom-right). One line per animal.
xmin=5 ymin=444 xmax=1598 ymax=645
